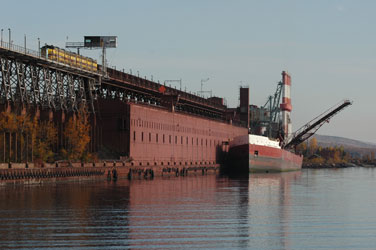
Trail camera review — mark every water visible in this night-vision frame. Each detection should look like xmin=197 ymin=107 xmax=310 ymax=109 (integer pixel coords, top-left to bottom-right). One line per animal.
xmin=1 ymin=168 xmax=376 ymax=249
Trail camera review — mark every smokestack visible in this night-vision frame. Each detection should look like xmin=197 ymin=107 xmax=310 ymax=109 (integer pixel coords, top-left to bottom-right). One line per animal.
xmin=280 ymin=71 xmax=292 ymax=139
xmin=239 ymin=87 xmax=250 ymax=130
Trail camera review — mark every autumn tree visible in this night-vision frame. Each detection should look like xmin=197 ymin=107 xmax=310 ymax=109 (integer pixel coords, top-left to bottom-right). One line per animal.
xmin=296 ymin=141 xmax=307 ymax=155
xmin=303 ymin=136 xmax=352 ymax=164
xmin=0 ymin=111 xmax=18 ymax=132
xmin=61 ymin=110 xmax=91 ymax=161
xmin=15 ymin=113 xmax=37 ymax=162
xmin=0 ymin=111 xmax=17 ymax=162
xmin=33 ymin=120 xmax=57 ymax=163
xmin=309 ymin=137 xmax=318 ymax=155
xmin=332 ymin=150 xmax=341 ymax=163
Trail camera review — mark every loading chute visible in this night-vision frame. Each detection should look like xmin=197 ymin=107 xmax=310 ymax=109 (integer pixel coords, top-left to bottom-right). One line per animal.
xmin=283 ymin=99 xmax=352 ymax=149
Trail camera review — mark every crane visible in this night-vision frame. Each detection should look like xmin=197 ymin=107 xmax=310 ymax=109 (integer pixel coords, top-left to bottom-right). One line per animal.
xmin=283 ymin=99 xmax=352 ymax=149
xmin=258 ymin=80 xmax=283 ymax=137
xmin=263 ymin=80 xmax=283 ymax=124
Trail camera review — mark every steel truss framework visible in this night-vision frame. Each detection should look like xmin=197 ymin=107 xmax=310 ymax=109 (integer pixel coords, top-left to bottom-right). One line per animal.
xmin=97 ymin=84 xmax=223 ymax=120
xmin=0 ymin=55 xmax=98 ymax=112
xmin=0 ymin=46 xmax=226 ymax=121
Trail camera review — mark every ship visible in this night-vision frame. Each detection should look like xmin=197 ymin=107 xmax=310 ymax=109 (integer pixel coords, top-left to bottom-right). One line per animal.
xmin=225 ymin=71 xmax=303 ymax=173
xmin=227 ymin=71 xmax=352 ymax=173
xmin=228 ymin=134 xmax=303 ymax=173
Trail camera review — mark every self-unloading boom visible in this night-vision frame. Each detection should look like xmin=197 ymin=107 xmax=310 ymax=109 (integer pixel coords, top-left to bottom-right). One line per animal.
xmin=283 ymin=99 xmax=353 ymax=149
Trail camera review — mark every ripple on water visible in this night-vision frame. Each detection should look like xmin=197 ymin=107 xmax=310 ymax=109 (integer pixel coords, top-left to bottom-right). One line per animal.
xmin=1 ymin=168 xmax=376 ymax=249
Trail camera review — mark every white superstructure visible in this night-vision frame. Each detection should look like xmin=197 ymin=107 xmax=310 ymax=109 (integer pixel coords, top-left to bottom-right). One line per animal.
xmin=229 ymin=134 xmax=281 ymax=149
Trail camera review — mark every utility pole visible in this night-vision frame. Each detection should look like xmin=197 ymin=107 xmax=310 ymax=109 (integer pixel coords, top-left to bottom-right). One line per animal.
xmin=199 ymin=78 xmax=212 ymax=97
xmin=8 ymin=28 xmax=11 ymax=45
xmin=24 ymin=34 xmax=26 ymax=53
xmin=201 ymin=78 xmax=209 ymax=93
xmin=102 ymin=44 xmax=107 ymax=77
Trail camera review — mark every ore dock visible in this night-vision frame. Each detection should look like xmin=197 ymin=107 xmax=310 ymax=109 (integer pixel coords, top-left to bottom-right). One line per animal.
xmin=0 ymin=34 xmax=251 ymax=185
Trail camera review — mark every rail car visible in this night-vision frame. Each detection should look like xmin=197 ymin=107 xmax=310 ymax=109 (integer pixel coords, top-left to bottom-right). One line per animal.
xmin=41 ymin=45 xmax=98 ymax=72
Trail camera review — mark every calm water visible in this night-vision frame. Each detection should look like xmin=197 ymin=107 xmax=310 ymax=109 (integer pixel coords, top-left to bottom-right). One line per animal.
xmin=1 ymin=168 xmax=376 ymax=249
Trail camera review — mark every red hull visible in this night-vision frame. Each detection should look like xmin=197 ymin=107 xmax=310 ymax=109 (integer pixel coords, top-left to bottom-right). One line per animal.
xmin=228 ymin=143 xmax=303 ymax=173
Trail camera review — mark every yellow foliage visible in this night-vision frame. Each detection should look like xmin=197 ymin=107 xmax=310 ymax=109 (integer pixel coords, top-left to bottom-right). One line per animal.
xmin=333 ymin=150 xmax=341 ymax=163
xmin=62 ymin=110 xmax=91 ymax=161
xmin=296 ymin=142 xmax=307 ymax=154
xmin=304 ymin=136 xmax=352 ymax=164
xmin=0 ymin=112 xmax=18 ymax=132
xmin=0 ymin=109 xmax=93 ymax=163
xmin=310 ymin=156 xmax=325 ymax=164
xmin=309 ymin=137 xmax=318 ymax=155
xmin=33 ymin=121 xmax=57 ymax=163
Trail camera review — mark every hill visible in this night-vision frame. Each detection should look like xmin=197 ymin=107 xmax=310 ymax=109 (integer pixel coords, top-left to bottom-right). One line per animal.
xmin=313 ymin=134 xmax=376 ymax=159
xmin=314 ymin=134 xmax=376 ymax=149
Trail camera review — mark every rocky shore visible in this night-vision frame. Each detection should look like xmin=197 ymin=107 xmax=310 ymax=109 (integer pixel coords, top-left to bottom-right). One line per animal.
xmin=302 ymin=162 xmax=376 ymax=169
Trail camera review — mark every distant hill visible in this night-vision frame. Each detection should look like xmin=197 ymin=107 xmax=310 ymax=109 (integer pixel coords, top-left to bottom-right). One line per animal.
xmin=312 ymin=134 xmax=376 ymax=158
xmin=313 ymin=134 xmax=376 ymax=149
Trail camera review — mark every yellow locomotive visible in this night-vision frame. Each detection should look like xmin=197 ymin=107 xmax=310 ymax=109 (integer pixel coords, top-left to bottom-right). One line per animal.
xmin=41 ymin=45 xmax=98 ymax=72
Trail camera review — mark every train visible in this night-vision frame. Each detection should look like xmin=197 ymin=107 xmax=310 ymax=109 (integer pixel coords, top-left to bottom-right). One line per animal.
xmin=41 ymin=45 xmax=98 ymax=72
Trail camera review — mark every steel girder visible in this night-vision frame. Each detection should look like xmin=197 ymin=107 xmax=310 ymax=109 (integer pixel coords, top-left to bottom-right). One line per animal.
xmin=0 ymin=55 xmax=98 ymax=112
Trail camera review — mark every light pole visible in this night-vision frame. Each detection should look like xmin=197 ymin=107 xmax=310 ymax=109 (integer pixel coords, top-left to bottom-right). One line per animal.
xmin=200 ymin=78 xmax=210 ymax=94
xmin=24 ymin=34 xmax=26 ymax=53
xmin=38 ymin=37 xmax=40 ymax=55
xmin=8 ymin=28 xmax=11 ymax=45
xmin=1 ymin=29 xmax=3 ymax=46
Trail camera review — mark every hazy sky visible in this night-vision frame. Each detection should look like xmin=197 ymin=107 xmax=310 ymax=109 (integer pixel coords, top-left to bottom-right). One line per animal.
xmin=1 ymin=0 xmax=375 ymax=142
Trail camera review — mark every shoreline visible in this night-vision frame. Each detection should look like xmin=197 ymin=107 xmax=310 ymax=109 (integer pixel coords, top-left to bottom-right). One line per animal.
xmin=303 ymin=162 xmax=376 ymax=169
xmin=0 ymin=161 xmax=220 ymax=186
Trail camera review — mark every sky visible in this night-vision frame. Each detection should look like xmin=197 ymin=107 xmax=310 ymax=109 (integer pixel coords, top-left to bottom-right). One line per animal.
xmin=1 ymin=0 xmax=375 ymax=143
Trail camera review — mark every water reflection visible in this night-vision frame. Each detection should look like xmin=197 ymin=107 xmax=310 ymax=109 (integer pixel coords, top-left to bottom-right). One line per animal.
xmin=3 ymin=168 xmax=376 ymax=249
xmin=124 ymin=172 xmax=301 ymax=249
xmin=0 ymin=182 xmax=131 ymax=249
xmin=2 ymin=170 xmax=346 ymax=250
xmin=247 ymin=172 xmax=301 ymax=249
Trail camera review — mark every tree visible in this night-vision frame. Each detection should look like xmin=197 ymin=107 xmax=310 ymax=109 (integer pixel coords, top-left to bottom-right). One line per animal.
xmin=333 ymin=150 xmax=341 ymax=163
xmin=0 ymin=111 xmax=18 ymax=132
xmin=0 ymin=111 xmax=17 ymax=162
xmin=33 ymin=120 xmax=57 ymax=163
xmin=61 ymin=110 xmax=91 ymax=161
xmin=309 ymin=137 xmax=318 ymax=156
xmin=296 ymin=142 xmax=307 ymax=156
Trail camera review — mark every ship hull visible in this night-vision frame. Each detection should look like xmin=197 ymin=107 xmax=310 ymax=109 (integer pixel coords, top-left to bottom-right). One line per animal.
xmin=228 ymin=142 xmax=303 ymax=173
